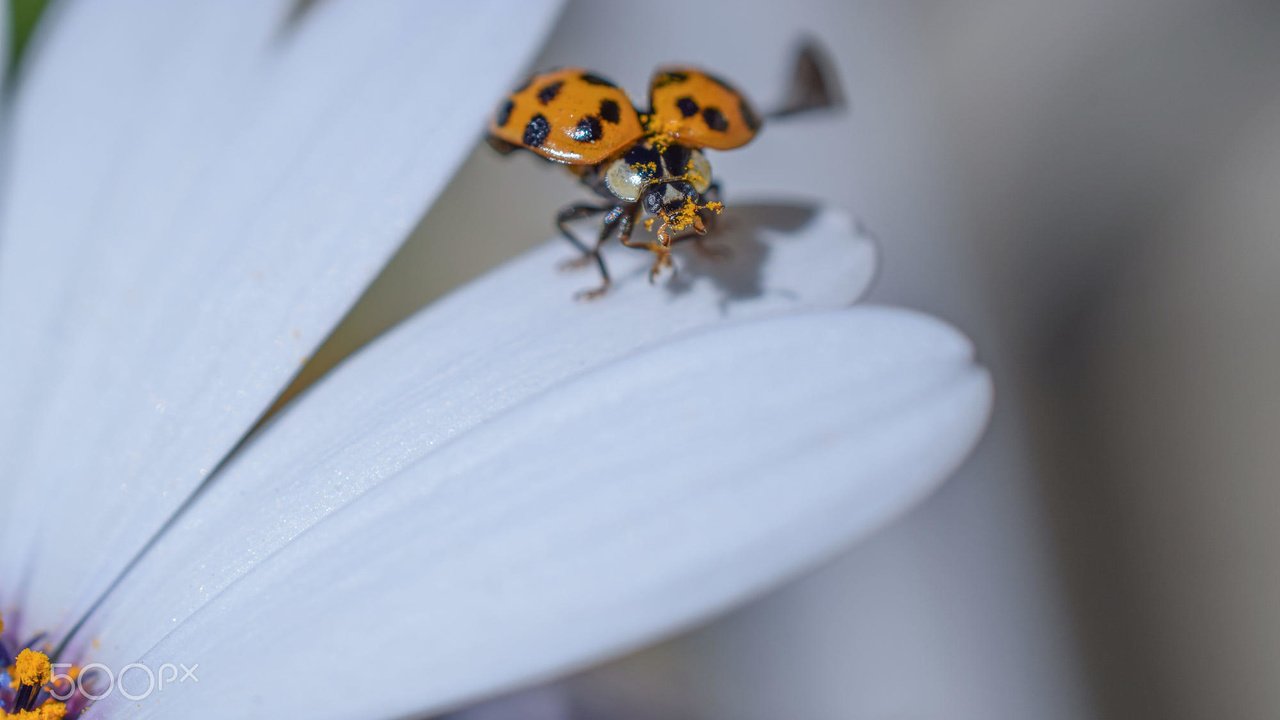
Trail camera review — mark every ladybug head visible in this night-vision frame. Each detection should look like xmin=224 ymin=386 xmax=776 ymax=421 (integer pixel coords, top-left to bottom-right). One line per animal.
xmin=640 ymin=180 xmax=723 ymax=243
xmin=641 ymin=180 xmax=698 ymax=219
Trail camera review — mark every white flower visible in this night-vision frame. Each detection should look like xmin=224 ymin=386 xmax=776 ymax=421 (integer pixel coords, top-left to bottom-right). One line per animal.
xmin=0 ymin=2 xmax=991 ymax=718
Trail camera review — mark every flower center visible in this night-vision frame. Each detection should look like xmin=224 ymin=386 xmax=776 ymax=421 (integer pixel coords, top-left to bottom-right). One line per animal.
xmin=1 ymin=613 xmax=83 ymax=718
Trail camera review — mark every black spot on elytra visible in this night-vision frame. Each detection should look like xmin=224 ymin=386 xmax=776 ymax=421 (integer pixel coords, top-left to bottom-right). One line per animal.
xmin=702 ymin=106 xmax=729 ymax=132
xmin=653 ymin=71 xmax=688 ymax=89
xmin=523 ymin=114 xmax=551 ymax=147
xmin=537 ymin=81 xmax=564 ymax=105
xmin=495 ymin=99 xmax=514 ymax=127
xmin=675 ymin=96 xmax=699 ymax=117
xmin=740 ymin=98 xmax=761 ymax=131
xmin=580 ymin=72 xmax=616 ymax=87
xmin=599 ymin=99 xmax=621 ymax=124
xmin=570 ymin=115 xmax=603 ymax=143
xmin=662 ymin=144 xmax=690 ymax=175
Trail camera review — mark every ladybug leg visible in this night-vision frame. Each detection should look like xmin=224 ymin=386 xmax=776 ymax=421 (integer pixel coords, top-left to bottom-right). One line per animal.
xmin=691 ymin=182 xmax=732 ymax=259
xmin=573 ymin=205 xmax=627 ymax=301
xmin=555 ymin=202 xmax=609 ymax=270
xmin=701 ymin=181 xmax=723 ymax=226
xmin=616 ymin=205 xmax=674 ymax=284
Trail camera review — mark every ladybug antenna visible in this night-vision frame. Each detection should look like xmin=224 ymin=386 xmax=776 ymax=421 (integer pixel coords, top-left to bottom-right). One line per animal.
xmin=768 ymin=38 xmax=844 ymax=119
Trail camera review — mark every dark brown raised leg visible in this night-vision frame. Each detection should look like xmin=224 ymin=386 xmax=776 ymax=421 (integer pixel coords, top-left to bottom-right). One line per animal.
xmin=555 ymin=202 xmax=609 ymax=262
xmin=616 ymin=205 xmax=674 ymax=283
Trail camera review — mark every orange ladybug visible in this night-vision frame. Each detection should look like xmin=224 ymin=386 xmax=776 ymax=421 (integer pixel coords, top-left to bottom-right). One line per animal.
xmin=489 ymin=43 xmax=838 ymax=298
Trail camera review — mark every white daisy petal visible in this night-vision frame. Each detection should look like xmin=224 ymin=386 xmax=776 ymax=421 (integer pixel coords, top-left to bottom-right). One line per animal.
xmin=0 ymin=0 xmax=560 ymax=633
xmin=84 ymin=204 xmax=875 ymax=668
xmin=96 ymin=306 xmax=990 ymax=720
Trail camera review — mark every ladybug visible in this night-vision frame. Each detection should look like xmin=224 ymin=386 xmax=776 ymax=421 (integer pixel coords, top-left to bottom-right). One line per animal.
xmin=488 ymin=44 xmax=838 ymax=299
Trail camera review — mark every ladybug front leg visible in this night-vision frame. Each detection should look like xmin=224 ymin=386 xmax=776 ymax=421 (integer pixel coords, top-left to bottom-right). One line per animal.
xmin=616 ymin=205 xmax=674 ymax=284
xmin=695 ymin=182 xmax=730 ymax=258
xmin=700 ymin=181 xmax=722 ymax=230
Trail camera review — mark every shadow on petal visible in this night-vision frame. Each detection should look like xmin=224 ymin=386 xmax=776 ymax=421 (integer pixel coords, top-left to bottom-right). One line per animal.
xmin=668 ymin=202 xmax=818 ymax=304
xmin=595 ymin=201 xmax=872 ymax=314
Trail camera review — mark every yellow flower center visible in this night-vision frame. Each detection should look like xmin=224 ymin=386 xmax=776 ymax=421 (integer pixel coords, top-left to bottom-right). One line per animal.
xmin=12 ymin=650 xmax=51 ymax=689
xmin=12 ymin=702 xmax=67 ymax=719
xmin=2 ymin=614 xmax=74 ymax=718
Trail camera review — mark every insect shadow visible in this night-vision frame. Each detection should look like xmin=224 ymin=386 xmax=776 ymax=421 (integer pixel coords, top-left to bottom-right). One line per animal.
xmin=602 ymin=201 xmax=824 ymax=312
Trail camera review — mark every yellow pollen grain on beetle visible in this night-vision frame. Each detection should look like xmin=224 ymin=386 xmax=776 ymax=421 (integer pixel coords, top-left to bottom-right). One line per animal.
xmin=666 ymin=197 xmax=721 ymax=232
xmin=14 ymin=648 xmax=53 ymax=687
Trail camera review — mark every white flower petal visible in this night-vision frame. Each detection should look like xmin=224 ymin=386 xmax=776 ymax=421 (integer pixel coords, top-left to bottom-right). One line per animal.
xmin=85 ymin=204 xmax=875 ymax=666
xmin=0 ymin=0 xmax=559 ymax=633
xmin=95 ymin=306 xmax=990 ymax=720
